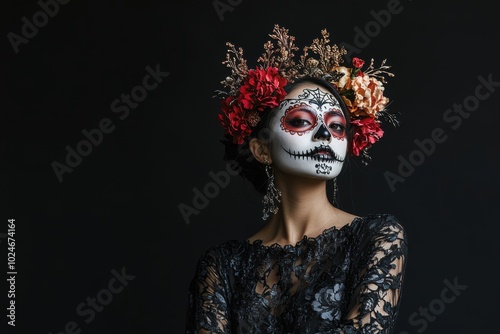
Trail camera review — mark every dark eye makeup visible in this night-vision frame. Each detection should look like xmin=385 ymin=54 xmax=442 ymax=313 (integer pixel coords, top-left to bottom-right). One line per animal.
xmin=281 ymin=103 xmax=346 ymax=138
xmin=324 ymin=109 xmax=346 ymax=138
xmin=282 ymin=103 xmax=317 ymax=133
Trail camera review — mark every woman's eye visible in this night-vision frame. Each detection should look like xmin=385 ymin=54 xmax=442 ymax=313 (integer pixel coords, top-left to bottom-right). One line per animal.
xmin=288 ymin=118 xmax=311 ymax=126
xmin=329 ymin=123 xmax=345 ymax=133
xmin=282 ymin=107 xmax=317 ymax=133
xmin=324 ymin=112 xmax=346 ymax=138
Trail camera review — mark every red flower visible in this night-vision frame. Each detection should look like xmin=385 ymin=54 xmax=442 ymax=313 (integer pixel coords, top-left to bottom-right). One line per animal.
xmin=350 ymin=117 xmax=384 ymax=156
xmin=352 ymin=57 xmax=365 ymax=69
xmin=238 ymin=67 xmax=287 ymax=111
xmin=218 ymin=96 xmax=252 ymax=145
xmin=219 ymin=67 xmax=288 ymax=144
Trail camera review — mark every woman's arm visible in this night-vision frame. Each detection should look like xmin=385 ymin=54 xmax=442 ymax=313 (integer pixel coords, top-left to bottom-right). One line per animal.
xmin=337 ymin=216 xmax=408 ymax=333
xmin=185 ymin=248 xmax=232 ymax=334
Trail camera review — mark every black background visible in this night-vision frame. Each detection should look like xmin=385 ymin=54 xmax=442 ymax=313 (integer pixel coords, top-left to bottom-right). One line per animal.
xmin=2 ymin=0 xmax=500 ymax=333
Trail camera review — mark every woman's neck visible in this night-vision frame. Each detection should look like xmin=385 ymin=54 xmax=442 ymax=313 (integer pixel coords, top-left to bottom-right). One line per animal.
xmin=262 ymin=172 xmax=347 ymax=246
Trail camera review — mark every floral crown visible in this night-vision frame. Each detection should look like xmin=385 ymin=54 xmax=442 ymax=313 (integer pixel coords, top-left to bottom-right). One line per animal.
xmin=215 ymin=24 xmax=399 ymax=165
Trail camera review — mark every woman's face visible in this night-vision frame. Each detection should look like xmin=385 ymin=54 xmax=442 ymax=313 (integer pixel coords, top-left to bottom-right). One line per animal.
xmin=268 ymin=82 xmax=348 ymax=179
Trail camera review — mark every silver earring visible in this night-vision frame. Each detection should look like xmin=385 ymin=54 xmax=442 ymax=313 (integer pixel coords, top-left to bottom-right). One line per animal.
xmin=262 ymin=160 xmax=281 ymax=220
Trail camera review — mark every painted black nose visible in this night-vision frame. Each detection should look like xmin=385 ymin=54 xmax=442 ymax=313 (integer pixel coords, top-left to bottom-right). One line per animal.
xmin=313 ymin=124 xmax=331 ymax=141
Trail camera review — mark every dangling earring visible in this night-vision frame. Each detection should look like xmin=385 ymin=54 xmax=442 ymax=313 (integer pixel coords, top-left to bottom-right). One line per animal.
xmin=333 ymin=177 xmax=338 ymax=207
xmin=262 ymin=159 xmax=281 ymax=220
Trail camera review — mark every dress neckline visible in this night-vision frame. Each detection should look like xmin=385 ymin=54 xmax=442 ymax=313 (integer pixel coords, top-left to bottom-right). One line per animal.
xmin=244 ymin=216 xmax=363 ymax=251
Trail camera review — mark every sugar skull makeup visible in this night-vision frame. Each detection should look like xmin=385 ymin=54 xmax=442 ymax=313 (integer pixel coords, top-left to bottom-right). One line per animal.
xmin=268 ymin=83 xmax=348 ymax=179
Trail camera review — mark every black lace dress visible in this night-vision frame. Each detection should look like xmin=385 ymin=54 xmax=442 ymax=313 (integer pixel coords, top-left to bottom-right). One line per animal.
xmin=185 ymin=214 xmax=408 ymax=334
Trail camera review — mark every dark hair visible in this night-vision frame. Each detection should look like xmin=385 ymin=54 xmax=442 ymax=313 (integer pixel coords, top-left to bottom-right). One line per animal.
xmin=221 ymin=76 xmax=352 ymax=201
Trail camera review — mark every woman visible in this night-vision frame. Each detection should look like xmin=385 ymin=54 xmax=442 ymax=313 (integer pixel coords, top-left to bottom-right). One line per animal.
xmin=185 ymin=25 xmax=408 ymax=333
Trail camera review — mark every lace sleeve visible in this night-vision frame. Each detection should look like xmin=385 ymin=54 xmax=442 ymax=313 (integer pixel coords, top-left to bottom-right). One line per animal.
xmin=336 ymin=217 xmax=408 ymax=333
xmin=185 ymin=247 xmax=232 ymax=334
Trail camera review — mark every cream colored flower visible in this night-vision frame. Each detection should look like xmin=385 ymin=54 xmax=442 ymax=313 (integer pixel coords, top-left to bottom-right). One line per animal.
xmin=349 ymin=75 xmax=389 ymax=117
xmin=331 ymin=66 xmax=351 ymax=89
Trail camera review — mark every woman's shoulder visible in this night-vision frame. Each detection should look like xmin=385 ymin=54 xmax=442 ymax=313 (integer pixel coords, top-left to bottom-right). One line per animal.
xmin=354 ymin=213 xmax=406 ymax=241
xmin=360 ymin=213 xmax=403 ymax=228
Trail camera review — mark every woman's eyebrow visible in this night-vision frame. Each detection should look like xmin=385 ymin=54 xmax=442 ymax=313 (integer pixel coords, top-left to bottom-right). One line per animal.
xmin=284 ymin=103 xmax=316 ymax=113
xmin=325 ymin=109 xmax=345 ymax=117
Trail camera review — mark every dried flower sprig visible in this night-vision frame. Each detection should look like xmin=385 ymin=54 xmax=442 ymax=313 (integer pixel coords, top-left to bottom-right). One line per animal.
xmin=301 ymin=29 xmax=347 ymax=74
xmin=363 ymin=58 xmax=394 ymax=84
xmin=218 ymin=42 xmax=249 ymax=97
xmin=257 ymin=25 xmax=299 ymax=80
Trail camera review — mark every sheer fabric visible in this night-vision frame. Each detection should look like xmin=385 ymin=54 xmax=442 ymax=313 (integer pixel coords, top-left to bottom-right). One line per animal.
xmin=186 ymin=214 xmax=407 ymax=334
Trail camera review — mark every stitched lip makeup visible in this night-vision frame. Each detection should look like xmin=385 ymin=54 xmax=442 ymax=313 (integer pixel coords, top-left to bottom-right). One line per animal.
xmin=283 ymin=145 xmax=344 ymax=163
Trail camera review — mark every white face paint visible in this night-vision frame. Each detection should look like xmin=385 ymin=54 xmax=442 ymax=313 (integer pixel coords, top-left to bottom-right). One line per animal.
xmin=268 ymin=83 xmax=348 ymax=179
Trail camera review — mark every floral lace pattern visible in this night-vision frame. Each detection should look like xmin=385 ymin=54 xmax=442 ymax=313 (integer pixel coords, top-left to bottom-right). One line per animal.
xmin=186 ymin=214 xmax=407 ymax=333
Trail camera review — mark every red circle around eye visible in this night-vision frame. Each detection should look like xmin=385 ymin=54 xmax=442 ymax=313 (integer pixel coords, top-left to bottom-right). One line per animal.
xmin=282 ymin=107 xmax=317 ymax=133
xmin=324 ymin=110 xmax=346 ymax=138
